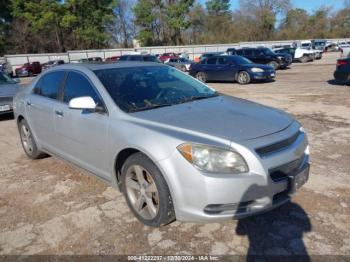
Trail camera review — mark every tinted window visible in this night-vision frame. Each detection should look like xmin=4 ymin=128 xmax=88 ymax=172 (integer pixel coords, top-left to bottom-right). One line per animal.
xmin=119 ymin=56 xmax=128 ymax=61
xmin=35 ymin=71 xmax=65 ymax=99
xmin=231 ymin=56 xmax=252 ymax=65
xmin=143 ymin=56 xmax=158 ymax=62
xmin=206 ymin=57 xmax=217 ymax=64
xmin=243 ymin=50 xmax=253 ymax=56
xmin=129 ymin=56 xmax=142 ymax=61
xmin=217 ymin=57 xmax=229 ymax=65
xmin=63 ymin=72 xmax=101 ymax=104
xmin=235 ymin=50 xmax=243 ymax=55
xmin=0 ymin=72 xmax=16 ymax=85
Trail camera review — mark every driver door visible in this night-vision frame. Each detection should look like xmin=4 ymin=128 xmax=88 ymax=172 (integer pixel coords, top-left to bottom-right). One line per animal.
xmin=54 ymin=71 xmax=111 ymax=180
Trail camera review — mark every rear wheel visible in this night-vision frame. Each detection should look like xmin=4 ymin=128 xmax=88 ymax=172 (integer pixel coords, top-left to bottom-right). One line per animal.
xmin=121 ymin=153 xmax=175 ymax=227
xmin=196 ymin=72 xmax=207 ymax=83
xmin=18 ymin=119 xmax=46 ymax=159
xmin=237 ymin=71 xmax=251 ymax=85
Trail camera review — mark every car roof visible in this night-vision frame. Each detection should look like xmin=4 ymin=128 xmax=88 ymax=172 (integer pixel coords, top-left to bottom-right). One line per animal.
xmin=46 ymin=62 xmax=165 ymax=72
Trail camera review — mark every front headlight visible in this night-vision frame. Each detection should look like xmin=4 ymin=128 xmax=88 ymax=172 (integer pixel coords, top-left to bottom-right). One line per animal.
xmin=251 ymin=67 xmax=264 ymax=73
xmin=177 ymin=143 xmax=249 ymax=174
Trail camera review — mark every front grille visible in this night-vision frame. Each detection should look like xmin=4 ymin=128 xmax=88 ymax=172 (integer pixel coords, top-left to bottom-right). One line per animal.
xmin=256 ymin=131 xmax=301 ymax=157
xmin=269 ymin=154 xmax=305 ymax=182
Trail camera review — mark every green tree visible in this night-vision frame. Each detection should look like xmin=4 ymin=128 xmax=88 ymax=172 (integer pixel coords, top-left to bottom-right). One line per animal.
xmin=165 ymin=0 xmax=194 ymax=45
xmin=0 ymin=0 xmax=12 ymax=55
xmin=279 ymin=8 xmax=309 ymax=39
xmin=239 ymin=0 xmax=291 ymax=40
xmin=205 ymin=0 xmax=230 ymax=15
xmin=330 ymin=7 xmax=350 ymax=38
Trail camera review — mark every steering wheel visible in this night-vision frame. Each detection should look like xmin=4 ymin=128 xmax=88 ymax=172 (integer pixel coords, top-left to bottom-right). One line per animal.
xmin=156 ymin=88 xmax=181 ymax=100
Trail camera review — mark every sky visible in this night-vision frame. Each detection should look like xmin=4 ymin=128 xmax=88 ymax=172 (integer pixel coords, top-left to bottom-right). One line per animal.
xmin=201 ymin=0 xmax=346 ymax=13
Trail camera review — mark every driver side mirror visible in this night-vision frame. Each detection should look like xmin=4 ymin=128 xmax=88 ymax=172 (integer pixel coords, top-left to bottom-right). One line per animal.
xmin=69 ymin=96 xmax=96 ymax=110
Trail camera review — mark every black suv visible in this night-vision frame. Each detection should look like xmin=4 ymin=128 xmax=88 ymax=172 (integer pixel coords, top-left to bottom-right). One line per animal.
xmin=227 ymin=47 xmax=292 ymax=70
xmin=118 ymin=55 xmax=161 ymax=63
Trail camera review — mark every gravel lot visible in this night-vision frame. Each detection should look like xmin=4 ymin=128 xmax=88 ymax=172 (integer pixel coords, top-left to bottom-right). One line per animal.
xmin=0 ymin=53 xmax=349 ymax=257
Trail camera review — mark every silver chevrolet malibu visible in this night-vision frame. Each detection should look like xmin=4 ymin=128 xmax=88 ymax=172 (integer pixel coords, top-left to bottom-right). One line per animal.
xmin=14 ymin=62 xmax=310 ymax=227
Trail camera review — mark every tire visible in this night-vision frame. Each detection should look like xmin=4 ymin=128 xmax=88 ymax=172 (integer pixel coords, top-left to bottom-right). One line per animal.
xmin=180 ymin=65 xmax=187 ymax=72
xmin=300 ymin=56 xmax=308 ymax=63
xmin=236 ymin=71 xmax=251 ymax=85
xmin=28 ymin=71 xmax=33 ymax=77
xmin=268 ymin=61 xmax=279 ymax=70
xmin=121 ymin=152 xmax=175 ymax=227
xmin=196 ymin=72 xmax=207 ymax=83
xmin=18 ymin=119 xmax=46 ymax=159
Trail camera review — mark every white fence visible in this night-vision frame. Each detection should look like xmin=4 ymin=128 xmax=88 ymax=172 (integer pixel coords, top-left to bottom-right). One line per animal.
xmin=2 ymin=38 xmax=350 ymax=72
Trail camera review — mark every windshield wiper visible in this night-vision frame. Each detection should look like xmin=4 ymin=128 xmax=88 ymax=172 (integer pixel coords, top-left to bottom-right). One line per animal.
xmin=128 ymin=103 xmax=173 ymax=113
xmin=177 ymin=94 xmax=219 ymax=104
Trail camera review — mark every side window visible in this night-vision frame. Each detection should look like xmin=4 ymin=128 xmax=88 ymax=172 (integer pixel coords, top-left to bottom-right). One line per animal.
xmin=119 ymin=56 xmax=128 ymax=61
xmin=34 ymin=71 xmax=65 ymax=100
xmin=63 ymin=72 xmax=101 ymax=105
xmin=236 ymin=49 xmax=243 ymax=55
xmin=244 ymin=50 xmax=253 ymax=56
xmin=217 ymin=57 xmax=228 ymax=65
xmin=206 ymin=57 xmax=217 ymax=65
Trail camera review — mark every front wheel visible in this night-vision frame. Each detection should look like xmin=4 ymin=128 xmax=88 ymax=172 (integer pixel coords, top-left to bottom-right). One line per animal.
xmin=237 ymin=71 xmax=251 ymax=85
xmin=121 ymin=153 xmax=175 ymax=227
xmin=196 ymin=72 xmax=207 ymax=83
xmin=268 ymin=61 xmax=279 ymax=70
xmin=300 ymin=55 xmax=308 ymax=63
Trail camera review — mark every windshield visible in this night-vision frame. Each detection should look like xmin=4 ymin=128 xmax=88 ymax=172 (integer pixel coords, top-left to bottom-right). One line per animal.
xmin=232 ymin=56 xmax=252 ymax=64
xmin=0 ymin=72 xmax=15 ymax=85
xmin=95 ymin=66 xmax=218 ymax=113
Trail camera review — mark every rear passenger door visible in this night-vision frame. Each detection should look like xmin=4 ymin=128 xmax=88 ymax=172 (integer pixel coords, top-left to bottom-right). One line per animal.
xmin=53 ymin=71 xmax=110 ymax=180
xmin=26 ymin=71 xmax=66 ymax=152
xmin=203 ymin=57 xmax=218 ymax=80
xmin=216 ymin=57 xmax=236 ymax=81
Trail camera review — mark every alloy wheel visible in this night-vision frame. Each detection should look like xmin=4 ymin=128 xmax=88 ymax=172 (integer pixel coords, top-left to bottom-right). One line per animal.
xmin=20 ymin=124 xmax=34 ymax=155
xmin=125 ymin=165 xmax=159 ymax=220
xmin=238 ymin=71 xmax=250 ymax=84
xmin=196 ymin=72 xmax=206 ymax=82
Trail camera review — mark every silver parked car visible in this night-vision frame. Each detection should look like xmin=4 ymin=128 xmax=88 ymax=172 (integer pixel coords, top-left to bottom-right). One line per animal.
xmin=14 ymin=63 xmax=310 ymax=227
xmin=0 ymin=71 xmax=19 ymax=114
xmin=164 ymin=57 xmax=194 ymax=72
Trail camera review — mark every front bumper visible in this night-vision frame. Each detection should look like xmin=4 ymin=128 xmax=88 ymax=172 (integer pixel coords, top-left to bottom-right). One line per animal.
xmin=250 ymin=71 xmax=276 ymax=81
xmin=0 ymin=99 xmax=14 ymax=114
xmin=158 ymin=122 xmax=309 ymax=222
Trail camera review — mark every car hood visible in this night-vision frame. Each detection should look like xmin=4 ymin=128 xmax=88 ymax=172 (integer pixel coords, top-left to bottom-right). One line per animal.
xmin=0 ymin=83 xmax=19 ymax=97
xmin=241 ymin=64 xmax=274 ymax=70
xmin=131 ymin=96 xmax=293 ymax=142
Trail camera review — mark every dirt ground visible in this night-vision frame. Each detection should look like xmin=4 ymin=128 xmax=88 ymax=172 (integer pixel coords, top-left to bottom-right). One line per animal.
xmin=0 ymin=53 xmax=349 ymax=257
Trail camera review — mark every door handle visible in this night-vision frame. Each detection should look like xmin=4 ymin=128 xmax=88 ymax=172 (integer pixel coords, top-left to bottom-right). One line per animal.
xmin=55 ymin=110 xmax=63 ymax=117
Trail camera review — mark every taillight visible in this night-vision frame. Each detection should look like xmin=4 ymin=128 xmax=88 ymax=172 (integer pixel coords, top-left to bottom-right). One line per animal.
xmin=337 ymin=60 xmax=348 ymax=66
